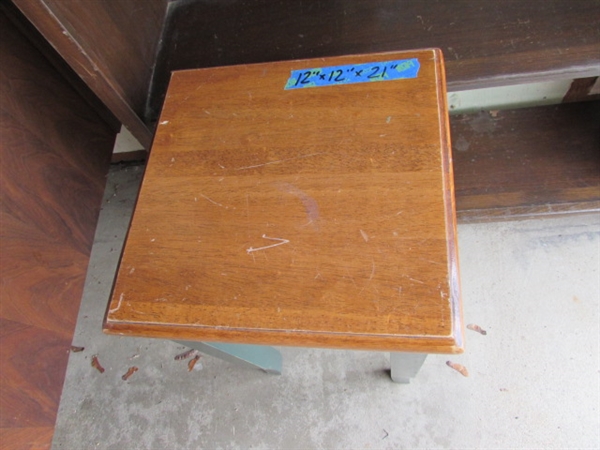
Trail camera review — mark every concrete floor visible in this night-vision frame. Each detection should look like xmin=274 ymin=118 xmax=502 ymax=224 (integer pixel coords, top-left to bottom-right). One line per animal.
xmin=52 ymin=165 xmax=600 ymax=449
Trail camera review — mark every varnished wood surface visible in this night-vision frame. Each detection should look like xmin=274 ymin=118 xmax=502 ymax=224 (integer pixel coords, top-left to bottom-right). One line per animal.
xmin=451 ymin=102 xmax=600 ymax=221
xmin=563 ymin=77 xmax=600 ymax=104
xmin=108 ymin=100 xmax=600 ymax=223
xmin=0 ymin=10 xmax=114 ymax=449
xmin=0 ymin=426 xmax=54 ymax=450
xmin=1 ymin=1 xmax=121 ymax=136
xmin=12 ymin=0 xmax=169 ymax=148
xmin=104 ymin=49 xmax=463 ymax=354
xmin=147 ymin=0 xmax=600 ymax=121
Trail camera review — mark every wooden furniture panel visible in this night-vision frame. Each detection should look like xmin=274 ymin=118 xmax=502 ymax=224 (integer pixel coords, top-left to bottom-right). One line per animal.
xmin=104 ymin=49 xmax=463 ymax=355
xmin=12 ymin=0 xmax=169 ymax=148
xmin=0 ymin=427 xmax=54 ymax=450
xmin=0 ymin=9 xmax=114 ymax=449
xmin=147 ymin=0 xmax=600 ymax=121
xmin=0 ymin=319 xmax=71 ymax=429
xmin=452 ymin=102 xmax=600 ymax=221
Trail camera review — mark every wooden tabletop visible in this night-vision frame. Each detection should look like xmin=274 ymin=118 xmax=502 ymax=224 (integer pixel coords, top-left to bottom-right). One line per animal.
xmin=104 ymin=49 xmax=463 ymax=353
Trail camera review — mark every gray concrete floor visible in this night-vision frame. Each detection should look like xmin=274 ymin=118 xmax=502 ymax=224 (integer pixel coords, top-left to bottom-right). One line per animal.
xmin=52 ymin=165 xmax=600 ymax=449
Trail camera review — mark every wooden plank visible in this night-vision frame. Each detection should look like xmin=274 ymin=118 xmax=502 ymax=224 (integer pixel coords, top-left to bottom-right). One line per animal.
xmin=451 ymin=102 xmax=600 ymax=221
xmin=0 ymin=1 xmax=120 ymax=135
xmin=104 ymin=49 xmax=463 ymax=354
xmin=0 ymin=319 xmax=71 ymax=429
xmin=147 ymin=0 xmax=600 ymax=121
xmin=12 ymin=0 xmax=169 ymax=148
xmin=563 ymin=77 xmax=600 ymax=103
xmin=0 ymin=10 xmax=114 ymax=448
xmin=0 ymin=426 xmax=54 ymax=450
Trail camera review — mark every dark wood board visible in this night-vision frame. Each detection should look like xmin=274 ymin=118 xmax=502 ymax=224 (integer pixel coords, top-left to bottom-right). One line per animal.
xmin=0 ymin=10 xmax=114 ymax=448
xmin=13 ymin=0 xmax=169 ymax=148
xmin=147 ymin=0 xmax=600 ymax=122
xmin=451 ymin=102 xmax=600 ymax=221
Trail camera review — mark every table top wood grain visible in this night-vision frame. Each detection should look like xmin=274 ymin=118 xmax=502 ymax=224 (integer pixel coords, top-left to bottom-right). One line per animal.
xmin=104 ymin=49 xmax=464 ymax=353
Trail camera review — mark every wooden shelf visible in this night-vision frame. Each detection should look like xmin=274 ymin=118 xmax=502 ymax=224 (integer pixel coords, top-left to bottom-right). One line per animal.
xmin=147 ymin=0 xmax=600 ymax=121
xmin=451 ymin=102 xmax=600 ymax=222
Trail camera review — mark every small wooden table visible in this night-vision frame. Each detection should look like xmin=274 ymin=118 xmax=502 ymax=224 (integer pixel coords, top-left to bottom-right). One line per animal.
xmin=103 ymin=49 xmax=464 ymax=382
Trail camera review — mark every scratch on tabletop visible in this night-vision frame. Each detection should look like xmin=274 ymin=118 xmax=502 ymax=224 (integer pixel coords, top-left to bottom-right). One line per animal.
xmin=419 ymin=257 xmax=443 ymax=265
xmin=344 ymin=268 xmax=358 ymax=289
xmin=405 ymin=275 xmax=425 ymax=284
xmin=235 ymin=153 xmax=323 ymax=170
xmin=247 ymin=235 xmax=290 ymax=254
xmin=109 ymin=293 xmax=124 ymax=314
xmin=200 ymin=194 xmax=235 ymax=209
xmin=360 ymin=229 xmax=369 ymax=242
xmin=358 ymin=259 xmax=376 ymax=295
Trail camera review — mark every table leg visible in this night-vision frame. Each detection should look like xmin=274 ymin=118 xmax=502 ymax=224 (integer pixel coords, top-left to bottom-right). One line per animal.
xmin=390 ymin=352 xmax=427 ymax=383
xmin=174 ymin=340 xmax=282 ymax=375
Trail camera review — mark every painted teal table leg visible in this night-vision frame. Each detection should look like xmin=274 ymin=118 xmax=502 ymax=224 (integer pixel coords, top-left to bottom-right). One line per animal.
xmin=390 ymin=353 xmax=427 ymax=383
xmin=174 ymin=340 xmax=282 ymax=375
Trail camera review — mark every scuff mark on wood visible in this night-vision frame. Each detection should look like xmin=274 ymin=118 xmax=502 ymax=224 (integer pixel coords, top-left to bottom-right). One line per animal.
xmin=199 ymin=194 xmax=234 ymax=209
xmin=235 ymin=152 xmax=323 ymax=170
xmin=275 ymin=182 xmax=320 ymax=229
xmin=108 ymin=293 xmax=124 ymax=314
xmin=360 ymin=229 xmax=369 ymax=242
xmin=247 ymin=234 xmax=290 ymax=254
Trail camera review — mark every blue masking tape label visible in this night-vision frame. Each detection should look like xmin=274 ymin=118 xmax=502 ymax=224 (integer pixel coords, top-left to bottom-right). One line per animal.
xmin=284 ymin=58 xmax=420 ymax=90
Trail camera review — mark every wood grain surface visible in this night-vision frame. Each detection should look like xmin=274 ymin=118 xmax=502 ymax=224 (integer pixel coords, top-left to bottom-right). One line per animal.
xmin=0 ymin=10 xmax=114 ymax=449
xmin=104 ymin=49 xmax=463 ymax=354
xmin=108 ymin=101 xmax=600 ymax=222
xmin=147 ymin=0 xmax=600 ymax=121
xmin=452 ymin=102 xmax=600 ymax=221
xmin=13 ymin=0 xmax=169 ymax=148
